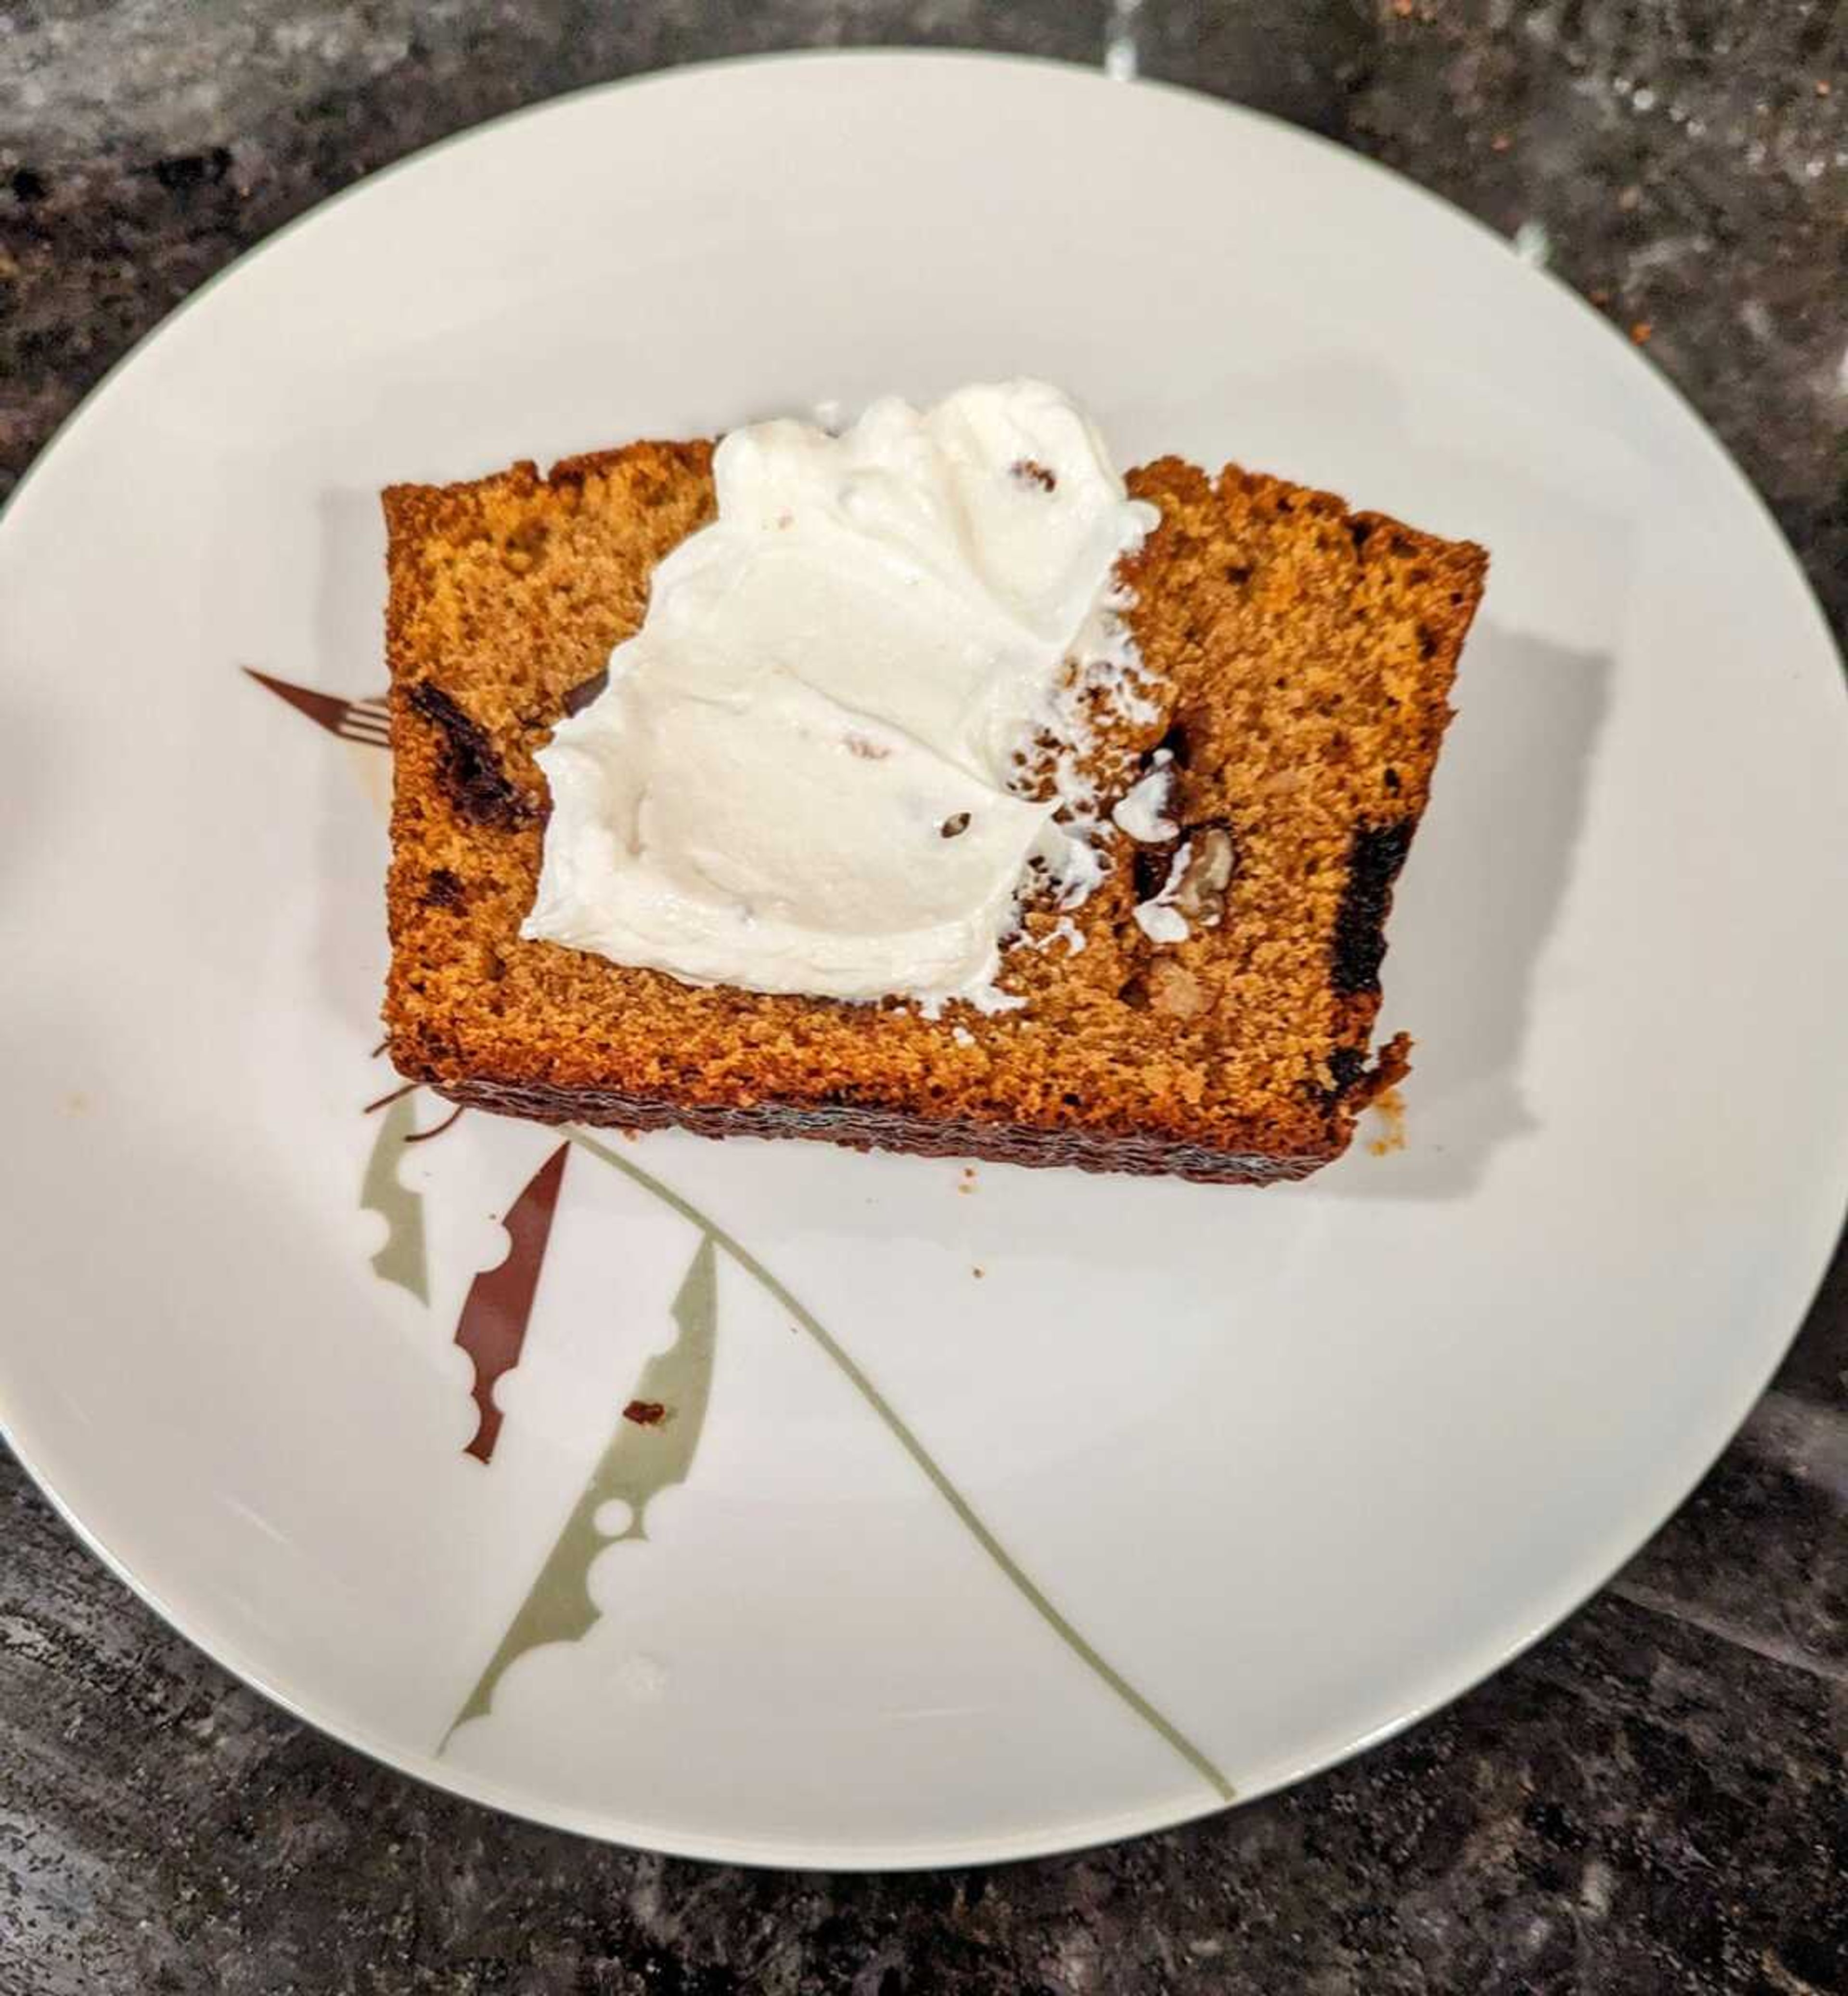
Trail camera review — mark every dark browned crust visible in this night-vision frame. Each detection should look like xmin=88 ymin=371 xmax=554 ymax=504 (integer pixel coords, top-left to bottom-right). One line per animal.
xmin=434 ymin=1076 xmax=1331 ymax=1184
xmin=424 ymin=1024 xmax=1414 ymax=1186
xmin=1331 ymin=820 xmax=1416 ymax=996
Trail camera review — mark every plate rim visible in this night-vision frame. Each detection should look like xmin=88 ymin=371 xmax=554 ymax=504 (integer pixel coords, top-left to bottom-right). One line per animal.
xmin=3 ymin=45 xmax=1846 ymax=1871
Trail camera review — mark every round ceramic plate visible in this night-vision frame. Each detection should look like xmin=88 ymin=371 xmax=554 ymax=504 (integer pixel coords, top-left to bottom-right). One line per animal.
xmin=3 ymin=53 xmax=1846 ymax=1870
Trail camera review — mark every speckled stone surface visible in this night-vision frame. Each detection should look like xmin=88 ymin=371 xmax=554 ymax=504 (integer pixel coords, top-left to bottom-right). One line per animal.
xmin=2 ymin=5 xmax=1845 ymax=1992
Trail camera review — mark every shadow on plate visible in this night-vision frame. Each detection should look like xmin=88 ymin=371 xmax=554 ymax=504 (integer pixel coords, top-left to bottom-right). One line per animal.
xmin=308 ymin=485 xmax=396 ymax=1036
xmin=1316 ymin=621 xmax=1613 ymax=1203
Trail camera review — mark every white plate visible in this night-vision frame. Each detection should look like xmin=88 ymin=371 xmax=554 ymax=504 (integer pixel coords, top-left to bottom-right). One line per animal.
xmin=4 ymin=52 xmax=1846 ymax=1869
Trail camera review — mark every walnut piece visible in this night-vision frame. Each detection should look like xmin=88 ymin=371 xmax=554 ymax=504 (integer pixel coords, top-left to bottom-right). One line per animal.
xmin=1170 ymin=827 xmax=1235 ymax=927
xmin=1147 ymin=960 xmax=1206 ymax=1019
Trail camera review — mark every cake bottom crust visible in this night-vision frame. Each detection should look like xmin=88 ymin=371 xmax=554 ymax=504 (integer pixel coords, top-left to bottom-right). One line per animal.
xmin=435 ymin=1077 xmax=1340 ymax=1186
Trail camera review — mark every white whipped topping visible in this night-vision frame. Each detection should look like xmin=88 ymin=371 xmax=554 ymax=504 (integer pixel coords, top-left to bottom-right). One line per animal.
xmin=524 ymin=381 xmax=1158 ymax=1007
xmin=1025 ymin=914 xmax=1088 ymax=956
xmin=1133 ymin=840 xmax=1194 ymax=945
xmin=1111 ymin=749 xmax=1177 ymax=843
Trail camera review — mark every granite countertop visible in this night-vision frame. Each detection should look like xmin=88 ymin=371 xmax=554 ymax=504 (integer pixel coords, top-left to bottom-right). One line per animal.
xmin=3 ymin=4 xmax=1845 ymax=1990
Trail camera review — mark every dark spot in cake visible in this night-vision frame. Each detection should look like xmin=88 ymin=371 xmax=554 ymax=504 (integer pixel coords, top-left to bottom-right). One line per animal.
xmin=1331 ymin=820 xmax=1414 ymax=994
xmin=1322 ymin=1046 xmax=1367 ymax=1103
xmin=1384 ymin=767 xmax=1401 ymax=793
xmin=1133 ymin=840 xmax=1179 ymax=903
xmin=11 ymin=168 xmax=48 ymax=203
xmin=622 ymin=1399 xmax=667 ymax=1427
xmin=1225 ymin=562 xmax=1251 ymax=585
xmin=424 ymin=868 xmax=466 ymax=910
xmin=407 ymin=680 xmax=533 ymax=828
xmin=940 ymin=812 xmax=971 ymax=839
xmin=148 ymin=147 xmax=233 ymax=192
xmin=1347 ymin=519 xmax=1373 ymax=554
xmin=501 ymin=517 xmax=550 ymax=573
xmin=1010 ymin=459 xmax=1057 ymax=492
xmin=562 ymin=668 xmax=609 ymax=717
xmin=1417 ymin=626 xmax=1439 ymax=661
xmin=1157 ymin=716 xmax=1194 ymax=768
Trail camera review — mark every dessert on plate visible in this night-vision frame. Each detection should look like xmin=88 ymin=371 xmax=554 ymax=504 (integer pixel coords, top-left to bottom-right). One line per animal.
xmin=382 ymin=382 xmax=1485 ymax=1183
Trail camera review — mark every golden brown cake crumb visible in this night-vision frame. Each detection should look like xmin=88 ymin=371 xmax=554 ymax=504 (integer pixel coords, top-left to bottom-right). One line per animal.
xmin=382 ymin=440 xmax=1485 ymax=1184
